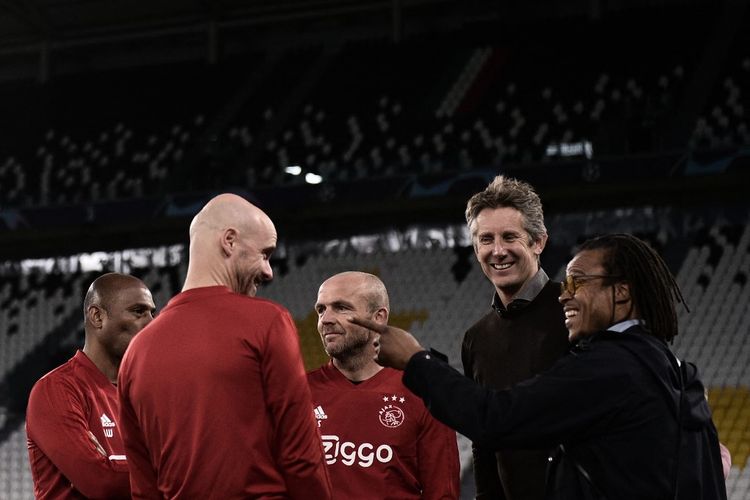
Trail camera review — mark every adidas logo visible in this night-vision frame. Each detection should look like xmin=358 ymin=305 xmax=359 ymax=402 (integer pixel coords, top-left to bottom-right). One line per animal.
xmin=314 ymin=405 xmax=328 ymax=421
xmin=101 ymin=413 xmax=115 ymax=438
xmin=100 ymin=414 xmax=116 ymax=428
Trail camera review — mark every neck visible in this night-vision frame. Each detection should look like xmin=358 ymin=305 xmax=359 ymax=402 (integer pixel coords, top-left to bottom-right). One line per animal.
xmin=611 ymin=292 xmax=638 ymax=326
xmin=182 ymin=266 xmax=229 ymax=292
xmin=82 ymin=345 xmax=119 ymax=385
xmin=332 ymin=355 xmax=382 ymax=382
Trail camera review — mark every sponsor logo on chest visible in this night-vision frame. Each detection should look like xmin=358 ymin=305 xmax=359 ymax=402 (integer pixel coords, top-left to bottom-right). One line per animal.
xmin=313 ymin=393 xmax=411 ymax=468
xmin=321 ymin=434 xmax=394 ymax=467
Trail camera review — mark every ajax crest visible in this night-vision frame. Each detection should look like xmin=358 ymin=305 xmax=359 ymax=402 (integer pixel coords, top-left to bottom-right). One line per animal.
xmin=378 ymin=404 xmax=404 ymax=428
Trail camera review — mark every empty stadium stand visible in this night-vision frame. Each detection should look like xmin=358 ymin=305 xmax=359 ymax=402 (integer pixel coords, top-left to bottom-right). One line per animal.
xmin=0 ymin=3 xmax=748 ymax=213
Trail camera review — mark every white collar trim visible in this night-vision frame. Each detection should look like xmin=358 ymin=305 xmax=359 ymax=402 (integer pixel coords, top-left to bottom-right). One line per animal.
xmin=607 ymin=319 xmax=643 ymax=332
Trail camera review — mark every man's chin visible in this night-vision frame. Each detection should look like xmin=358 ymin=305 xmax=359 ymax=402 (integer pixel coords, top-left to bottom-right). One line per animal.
xmin=323 ymin=341 xmax=339 ymax=357
xmin=568 ymin=329 xmax=591 ymax=343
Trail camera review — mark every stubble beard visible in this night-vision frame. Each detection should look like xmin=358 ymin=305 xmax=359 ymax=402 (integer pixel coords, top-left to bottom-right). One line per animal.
xmin=325 ymin=330 xmax=371 ymax=362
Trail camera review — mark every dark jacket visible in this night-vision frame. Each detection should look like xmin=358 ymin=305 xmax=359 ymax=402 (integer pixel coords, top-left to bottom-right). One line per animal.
xmin=405 ymin=325 xmax=727 ymax=500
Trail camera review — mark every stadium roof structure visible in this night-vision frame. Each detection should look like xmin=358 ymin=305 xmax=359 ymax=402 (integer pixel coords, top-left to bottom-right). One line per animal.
xmin=0 ymin=0 xmax=712 ymax=82
xmin=0 ymin=0 xmax=470 ymax=53
xmin=0 ymin=0 xmax=493 ymax=81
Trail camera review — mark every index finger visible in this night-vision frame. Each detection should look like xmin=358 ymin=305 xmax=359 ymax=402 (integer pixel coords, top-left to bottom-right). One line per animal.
xmin=348 ymin=316 xmax=388 ymax=334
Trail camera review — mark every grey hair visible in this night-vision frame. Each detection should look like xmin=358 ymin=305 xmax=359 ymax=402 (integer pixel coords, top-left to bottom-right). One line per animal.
xmin=465 ymin=175 xmax=547 ymax=243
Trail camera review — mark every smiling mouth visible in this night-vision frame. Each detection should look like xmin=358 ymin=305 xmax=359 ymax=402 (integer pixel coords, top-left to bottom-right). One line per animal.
xmin=490 ymin=263 xmax=512 ymax=271
xmin=564 ymin=310 xmax=578 ymax=327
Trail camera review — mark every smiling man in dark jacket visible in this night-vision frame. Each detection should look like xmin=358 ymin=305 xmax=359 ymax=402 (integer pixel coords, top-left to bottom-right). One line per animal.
xmin=354 ymin=234 xmax=727 ymax=500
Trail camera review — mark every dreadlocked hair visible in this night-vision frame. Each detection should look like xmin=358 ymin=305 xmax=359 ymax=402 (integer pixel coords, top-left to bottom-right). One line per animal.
xmin=579 ymin=233 xmax=689 ymax=342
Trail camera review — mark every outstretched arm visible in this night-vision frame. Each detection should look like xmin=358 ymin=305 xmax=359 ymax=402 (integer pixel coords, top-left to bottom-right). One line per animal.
xmin=348 ymin=317 xmax=632 ymax=451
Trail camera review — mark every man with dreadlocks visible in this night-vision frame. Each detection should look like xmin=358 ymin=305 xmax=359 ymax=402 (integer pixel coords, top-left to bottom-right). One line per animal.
xmin=352 ymin=233 xmax=727 ymax=500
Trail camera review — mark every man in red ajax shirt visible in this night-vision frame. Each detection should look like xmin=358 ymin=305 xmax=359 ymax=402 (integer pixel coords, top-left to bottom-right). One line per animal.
xmin=118 ymin=193 xmax=332 ymax=499
xmin=26 ymin=273 xmax=156 ymax=499
xmin=308 ymin=272 xmax=460 ymax=499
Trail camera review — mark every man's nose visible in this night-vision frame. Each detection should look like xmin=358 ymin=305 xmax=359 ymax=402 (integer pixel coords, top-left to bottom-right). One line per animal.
xmin=262 ymin=261 xmax=273 ymax=281
xmin=491 ymin=240 xmax=507 ymax=256
xmin=319 ymin=308 xmax=335 ymax=323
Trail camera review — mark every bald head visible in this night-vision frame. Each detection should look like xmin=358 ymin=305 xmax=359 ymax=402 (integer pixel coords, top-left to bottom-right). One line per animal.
xmin=189 ymin=193 xmax=272 ymax=241
xmin=321 ymin=272 xmax=390 ymax=313
xmin=84 ymin=273 xmax=150 ymax=321
xmin=184 ymin=193 xmax=277 ymax=295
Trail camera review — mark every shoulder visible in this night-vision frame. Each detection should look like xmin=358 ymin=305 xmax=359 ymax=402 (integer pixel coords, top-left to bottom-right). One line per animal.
xmin=178 ymin=287 xmax=292 ymax=318
xmin=30 ymin=357 xmax=77 ymax=395
xmin=28 ymin=357 xmax=86 ymax=414
xmin=307 ymin=364 xmax=330 ymax=384
xmin=373 ymin=367 xmax=413 ymax=394
xmin=209 ymin=294 xmax=295 ymax=333
xmin=379 ymin=366 xmax=406 ymax=382
xmin=570 ymin=331 xmax=652 ymax=375
xmin=593 ymin=328 xmax=674 ymax=373
xmin=252 ymin=295 xmax=293 ymax=315
xmin=214 ymin=291 xmax=291 ymax=316
xmin=236 ymin=295 xmax=294 ymax=322
xmin=589 ymin=328 xmax=657 ymax=352
xmin=540 ymin=345 xmax=635 ymax=401
xmin=375 ymin=367 xmax=417 ymax=398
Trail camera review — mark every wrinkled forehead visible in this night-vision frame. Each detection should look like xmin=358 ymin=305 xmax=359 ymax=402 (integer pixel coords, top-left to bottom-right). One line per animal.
xmin=566 ymin=249 xmax=607 ymax=274
xmin=471 ymin=206 xmax=527 ymax=235
xmin=317 ymin=275 xmax=369 ymax=304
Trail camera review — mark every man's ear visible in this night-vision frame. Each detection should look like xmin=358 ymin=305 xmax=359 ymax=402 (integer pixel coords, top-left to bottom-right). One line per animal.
xmin=88 ymin=305 xmax=105 ymax=329
xmin=614 ymin=282 xmax=632 ymax=305
xmin=221 ymin=228 xmax=238 ymax=257
xmin=469 ymin=225 xmax=480 ymax=260
xmin=373 ymin=307 xmax=389 ymax=325
xmin=533 ymin=233 xmax=548 ymax=256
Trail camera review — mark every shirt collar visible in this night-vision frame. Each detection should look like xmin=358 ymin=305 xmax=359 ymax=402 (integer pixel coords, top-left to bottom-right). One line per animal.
xmin=492 ymin=268 xmax=549 ymax=314
xmin=75 ymin=350 xmax=115 ymax=387
xmin=606 ymin=319 xmax=643 ymax=332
